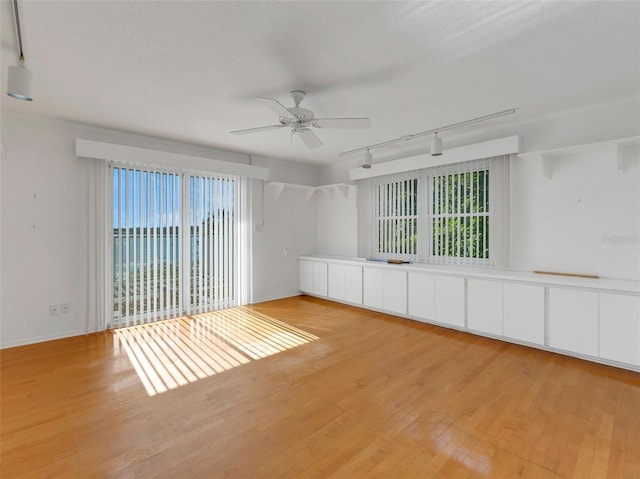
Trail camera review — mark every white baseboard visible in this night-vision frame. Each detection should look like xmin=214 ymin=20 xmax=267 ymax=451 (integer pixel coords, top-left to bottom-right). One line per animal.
xmin=1 ymin=328 xmax=89 ymax=349
xmin=250 ymin=292 xmax=302 ymax=304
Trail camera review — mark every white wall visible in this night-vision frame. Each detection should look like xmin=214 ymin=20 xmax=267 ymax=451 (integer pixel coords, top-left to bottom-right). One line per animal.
xmin=250 ymin=182 xmax=318 ymax=302
xmin=316 ymin=185 xmax=358 ymax=257
xmin=1 ymin=114 xmax=92 ymax=346
xmin=0 ymin=112 xmax=319 ymax=347
xmin=315 ymin=99 xmax=640 ymax=281
xmin=510 ymin=145 xmax=639 ymax=280
xmin=248 ymin=156 xmax=319 ymax=303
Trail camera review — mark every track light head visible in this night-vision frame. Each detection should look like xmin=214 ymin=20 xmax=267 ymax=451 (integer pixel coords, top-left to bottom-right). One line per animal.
xmin=431 ymin=133 xmax=442 ymax=156
xmin=7 ymin=61 xmax=33 ymax=101
xmin=362 ymin=150 xmax=372 ymax=169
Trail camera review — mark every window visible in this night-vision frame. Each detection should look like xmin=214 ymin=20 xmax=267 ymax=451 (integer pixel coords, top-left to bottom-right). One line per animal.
xmin=358 ymin=156 xmax=509 ymax=267
xmin=374 ymin=177 xmax=419 ymax=258
xmin=429 ymin=161 xmax=491 ymax=265
xmin=111 ymin=163 xmax=240 ymax=328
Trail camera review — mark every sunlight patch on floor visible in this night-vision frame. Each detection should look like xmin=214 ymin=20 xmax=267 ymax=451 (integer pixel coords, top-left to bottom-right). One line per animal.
xmin=114 ymin=306 xmax=318 ymax=396
xmin=433 ymin=427 xmax=492 ymax=476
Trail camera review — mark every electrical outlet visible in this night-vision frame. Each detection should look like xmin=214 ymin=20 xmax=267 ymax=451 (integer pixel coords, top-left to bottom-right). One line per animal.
xmin=61 ymin=303 xmax=71 ymax=314
xmin=49 ymin=305 xmax=59 ymax=316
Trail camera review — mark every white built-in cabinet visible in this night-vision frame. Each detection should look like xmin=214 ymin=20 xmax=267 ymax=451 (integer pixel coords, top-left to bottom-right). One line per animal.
xmin=363 ymin=267 xmax=407 ymax=315
xmin=502 ymin=283 xmax=545 ymax=346
xmin=298 ymin=256 xmax=640 ymax=371
xmin=599 ymin=293 xmax=640 ymax=366
xmin=467 ymin=279 xmax=503 ymax=335
xmin=434 ymin=275 xmax=466 ymax=328
xmin=407 ymin=272 xmax=435 ymax=321
xmin=548 ymin=288 xmax=599 ymax=357
xmin=328 ymin=263 xmax=363 ymax=304
xmin=299 ymin=259 xmax=327 ymax=297
xmin=362 ymin=267 xmax=384 ymax=310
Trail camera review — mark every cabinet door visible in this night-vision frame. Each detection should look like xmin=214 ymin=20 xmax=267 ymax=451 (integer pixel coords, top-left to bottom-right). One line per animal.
xmin=328 ymin=264 xmax=346 ymax=301
xmin=435 ymin=275 xmax=466 ymax=327
xmin=299 ymin=260 xmax=313 ymax=293
xmin=343 ymin=265 xmax=363 ymax=305
xmin=467 ymin=279 xmax=503 ymax=335
xmin=548 ymin=288 xmax=598 ymax=356
xmin=363 ymin=268 xmax=385 ymax=309
xmin=329 ymin=264 xmax=362 ymax=304
xmin=311 ymin=262 xmax=328 ymax=297
xmin=599 ymin=293 xmax=640 ymax=366
xmin=503 ymin=283 xmax=545 ymax=346
xmin=408 ymin=272 xmax=435 ymax=321
xmin=383 ymin=270 xmax=407 ymax=315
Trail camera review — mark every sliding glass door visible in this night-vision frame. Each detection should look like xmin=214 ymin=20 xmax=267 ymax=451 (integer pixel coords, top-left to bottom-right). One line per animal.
xmin=111 ymin=163 xmax=239 ymax=328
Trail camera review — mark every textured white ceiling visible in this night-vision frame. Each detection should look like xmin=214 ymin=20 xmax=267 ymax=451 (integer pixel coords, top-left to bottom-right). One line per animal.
xmin=1 ymin=1 xmax=639 ymax=165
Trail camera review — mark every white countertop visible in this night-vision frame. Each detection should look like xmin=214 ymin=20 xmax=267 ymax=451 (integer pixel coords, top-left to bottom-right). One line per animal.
xmin=299 ymin=255 xmax=640 ymax=294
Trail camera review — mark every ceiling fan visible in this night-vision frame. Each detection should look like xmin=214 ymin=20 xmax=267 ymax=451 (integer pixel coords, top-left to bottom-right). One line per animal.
xmin=230 ymin=90 xmax=371 ymax=149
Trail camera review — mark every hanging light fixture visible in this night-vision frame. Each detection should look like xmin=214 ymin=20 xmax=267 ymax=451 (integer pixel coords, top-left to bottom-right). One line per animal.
xmin=362 ymin=149 xmax=372 ymax=169
xmin=7 ymin=0 xmax=33 ymax=101
xmin=431 ymin=132 xmax=442 ymax=156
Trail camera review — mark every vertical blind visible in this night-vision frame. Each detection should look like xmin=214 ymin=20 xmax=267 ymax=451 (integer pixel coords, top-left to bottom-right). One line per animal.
xmin=375 ymin=177 xmax=419 ymax=257
xmin=188 ymin=174 xmax=237 ymax=315
xmin=112 ymin=163 xmax=239 ymax=328
xmin=358 ymin=171 xmax=422 ymax=261
xmin=429 ymin=160 xmax=490 ymax=265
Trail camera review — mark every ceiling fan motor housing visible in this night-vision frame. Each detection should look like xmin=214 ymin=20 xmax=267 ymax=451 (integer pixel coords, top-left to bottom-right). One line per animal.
xmin=284 ymin=90 xmax=314 ymax=123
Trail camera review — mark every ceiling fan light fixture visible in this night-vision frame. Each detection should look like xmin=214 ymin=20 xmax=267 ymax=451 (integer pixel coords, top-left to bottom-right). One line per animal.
xmin=431 ymin=133 xmax=443 ymax=156
xmin=362 ymin=150 xmax=372 ymax=169
xmin=7 ymin=61 xmax=33 ymax=101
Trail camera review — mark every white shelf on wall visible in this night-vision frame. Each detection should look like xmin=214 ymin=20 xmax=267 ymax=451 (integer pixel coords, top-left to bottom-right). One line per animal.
xmin=267 ymin=182 xmax=354 ymax=201
xmin=518 ymin=136 xmax=640 ymax=179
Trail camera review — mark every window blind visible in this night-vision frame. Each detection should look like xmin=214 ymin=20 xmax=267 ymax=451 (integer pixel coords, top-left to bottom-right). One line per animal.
xmin=113 ymin=165 xmax=182 ymax=327
xmin=111 ymin=163 xmax=240 ymax=328
xmin=358 ymin=171 xmax=423 ymax=261
xmin=187 ymin=174 xmax=238 ymax=315
xmin=429 ymin=159 xmax=491 ymax=266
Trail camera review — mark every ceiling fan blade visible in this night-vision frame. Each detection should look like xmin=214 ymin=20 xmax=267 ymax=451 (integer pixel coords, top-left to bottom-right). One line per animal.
xmin=297 ymin=129 xmax=323 ymax=149
xmin=256 ymin=97 xmax=295 ymax=119
xmin=230 ymin=124 xmax=284 ymax=135
xmin=313 ymin=118 xmax=371 ymax=129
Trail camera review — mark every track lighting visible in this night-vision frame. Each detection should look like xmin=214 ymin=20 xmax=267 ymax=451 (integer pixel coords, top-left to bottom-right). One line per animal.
xmin=7 ymin=0 xmax=33 ymax=102
xmin=362 ymin=149 xmax=372 ymax=169
xmin=340 ymin=108 xmax=517 ymax=157
xmin=431 ymin=133 xmax=442 ymax=156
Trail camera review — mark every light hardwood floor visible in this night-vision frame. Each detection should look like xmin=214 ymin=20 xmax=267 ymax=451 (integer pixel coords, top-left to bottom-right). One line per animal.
xmin=1 ymin=296 xmax=639 ymax=478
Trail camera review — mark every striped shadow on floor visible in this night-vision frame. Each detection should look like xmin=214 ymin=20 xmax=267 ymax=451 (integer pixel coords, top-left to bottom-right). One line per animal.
xmin=114 ymin=306 xmax=318 ymax=396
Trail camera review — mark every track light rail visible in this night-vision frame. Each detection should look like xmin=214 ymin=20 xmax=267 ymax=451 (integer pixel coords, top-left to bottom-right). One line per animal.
xmin=339 ymin=108 xmax=517 ymax=156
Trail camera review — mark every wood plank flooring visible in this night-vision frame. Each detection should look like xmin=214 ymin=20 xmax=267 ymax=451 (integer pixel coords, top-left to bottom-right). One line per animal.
xmin=1 ymin=296 xmax=639 ymax=478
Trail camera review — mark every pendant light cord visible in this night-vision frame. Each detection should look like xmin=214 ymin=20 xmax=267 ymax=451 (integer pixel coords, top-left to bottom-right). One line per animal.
xmin=12 ymin=0 xmax=25 ymax=61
